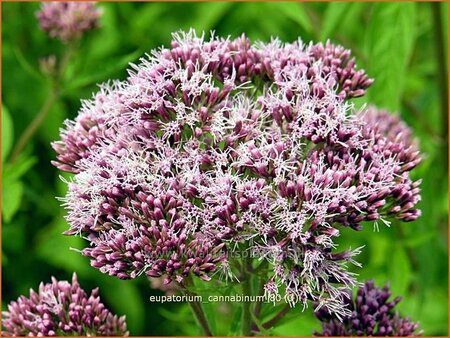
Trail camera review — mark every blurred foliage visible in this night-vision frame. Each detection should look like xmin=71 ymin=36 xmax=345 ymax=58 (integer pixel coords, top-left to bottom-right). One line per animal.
xmin=2 ymin=2 xmax=448 ymax=336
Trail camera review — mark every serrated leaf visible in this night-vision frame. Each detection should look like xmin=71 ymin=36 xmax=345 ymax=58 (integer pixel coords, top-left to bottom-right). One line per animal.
xmin=2 ymin=105 xmax=13 ymax=163
xmin=2 ymin=179 xmax=24 ymax=223
xmin=364 ymin=3 xmax=416 ymax=111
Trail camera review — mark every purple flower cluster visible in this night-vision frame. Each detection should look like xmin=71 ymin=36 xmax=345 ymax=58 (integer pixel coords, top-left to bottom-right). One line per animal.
xmin=52 ymin=31 xmax=421 ymax=316
xmin=36 ymin=2 xmax=102 ymax=42
xmin=359 ymin=107 xmax=421 ymax=222
xmin=2 ymin=274 xmax=128 ymax=336
xmin=314 ymin=280 xmax=421 ymax=336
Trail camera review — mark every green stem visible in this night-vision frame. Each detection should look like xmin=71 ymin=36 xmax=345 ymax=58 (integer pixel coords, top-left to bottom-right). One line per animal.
xmin=250 ymin=278 xmax=265 ymax=332
xmin=9 ymin=44 xmax=76 ymax=164
xmin=253 ymin=279 xmax=265 ymax=318
xmin=186 ymin=296 xmax=213 ymax=336
xmin=180 ymin=278 xmax=213 ymax=336
xmin=241 ymin=253 xmax=253 ymax=336
xmin=10 ymin=90 xmax=58 ymax=163
xmin=261 ymin=304 xmax=291 ymax=330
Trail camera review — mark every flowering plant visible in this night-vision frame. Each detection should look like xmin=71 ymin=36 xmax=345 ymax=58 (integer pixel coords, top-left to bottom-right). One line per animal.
xmin=2 ymin=274 xmax=128 ymax=336
xmin=46 ymin=29 xmax=422 ymax=335
xmin=36 ymin=2 xmax=102 ymax=43
xmin=314 ymin=280 xmax=421 ymax=336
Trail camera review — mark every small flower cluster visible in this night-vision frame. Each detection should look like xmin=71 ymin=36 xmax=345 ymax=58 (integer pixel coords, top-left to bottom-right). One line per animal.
xmin=314 ymin=280 xmax=421 ymax=336
xmin=53 ymin=30 xmax=421 ymax=317
xmin=2 ymin=274 xmax=128 ymax=336
xmin=36 ymin=2 xmax=102 ymax=42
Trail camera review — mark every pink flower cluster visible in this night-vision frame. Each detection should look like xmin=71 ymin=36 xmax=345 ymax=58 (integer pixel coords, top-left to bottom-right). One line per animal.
xmin=36 ymin=2 xmax=102 ymax=42
xmin=2 ymin=274 xmax=128 ymax=336
xmin=53 ymin=31 xmax=421 ymax=317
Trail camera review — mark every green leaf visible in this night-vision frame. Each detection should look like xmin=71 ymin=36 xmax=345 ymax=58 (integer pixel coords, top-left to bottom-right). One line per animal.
xmin=369 ymin=234 xmax=390 ymax=266
xmin=273 ymin=309 xmax=320 ymax=336
xmin=272 ymin=2 xmax=313 ymax=34
xmin=2 ymin=105 xmax=13 ymax=163
xmin=63 ymin=49 xmax=142 ymax=92
xmin=84 ymin=3 xmax=121 ymax=60
xmin=158 ymin=305 xmax=198 ymax=335
xmin=37 ymin=99 xmax=66 ymax=144
xmin=418 ymin=287 xmax=448 ymax=334
xmin=320 ymin=3 xmax=351 ymax=41
xmin=403 ymin=231 xmax=436 ymax=247
xmin=253 ymin=6 xmax=285 ymax=38
xmin=2 ymin=219 xmax=26 ymax=253
xmin=2 ymin=179 xmax=24 ymax=223
xmin=364 ymin=3 xmax=416 ymax=111
xmin=158 ymin=307 xmax=180 ymax=322
xmin=201 ymin=301 xmax=216 ymax=335
xmin=3 ymin=155 xmax=37 ymax=181
xmin=102 ymin=279 xmax=145 ymax=334
xmin=389 ymin=245 xmax=412 ymax=297
xmin=262 ymin=304 xmax=301 ymax=330
xmin=337 ymin=3 xmax=366 ymax=41
xmin=227 ymin=306 xmax=242 ymax=336
xmin=131 ymin=3 xmax=166 ymax=39
xmin=193 ymin=2 xmax=234 ymax=31
xmin=35 ymin=218 xmax=92 ymax=276
xmin=249 ymin=307 xmax=270 ymax=336
xmin=13 ymin=47 xmax=43 ymax=80
xmin=1 ymin=152 xmax=37 ymax=223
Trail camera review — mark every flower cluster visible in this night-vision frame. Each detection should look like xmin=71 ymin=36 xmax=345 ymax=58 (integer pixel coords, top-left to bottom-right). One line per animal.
xmin=53 ymin=30 xmax=421 ymax=317
xmin=359 ymin=107 xmax=421 ymax=223
xmin=314 ymin=280 xmax=421 ymax=336
xmin=36 ymin=2 xmax=102 ymax=42
xmin=2 ymin=274 xmax=128 ymax=336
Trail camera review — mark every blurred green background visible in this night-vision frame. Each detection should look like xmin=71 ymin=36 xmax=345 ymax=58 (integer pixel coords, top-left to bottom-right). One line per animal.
xmin=2 ymin=2 xmax=448 ymax=336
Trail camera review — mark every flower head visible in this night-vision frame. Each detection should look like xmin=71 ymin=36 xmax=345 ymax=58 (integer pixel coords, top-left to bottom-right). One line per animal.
xmin=52 ymin=30 xmax=421 ymax=316
xmin=314 ymin=280 xmax=422 ymax=336
xmin=36 ymin=2 xmax=102 ymax=42
xmin=2 ymin=274 xmax=128 ymax=336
